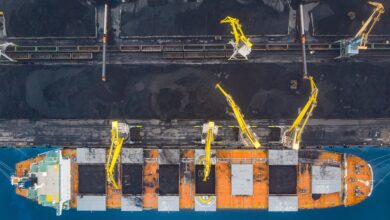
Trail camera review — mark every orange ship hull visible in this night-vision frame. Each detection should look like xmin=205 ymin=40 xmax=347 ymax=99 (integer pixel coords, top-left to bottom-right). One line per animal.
xmin=12 ymin=148 xmax=373 ymax=214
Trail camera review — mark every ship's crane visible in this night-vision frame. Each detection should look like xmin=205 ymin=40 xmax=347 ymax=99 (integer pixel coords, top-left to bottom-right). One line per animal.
xmin=215 ymin=83 xmax=261 ymax=148
xmin=282 ymin=76 xmax=318 ymax=150
xmin=337 ymin=1 xmax=385 ymax=58
xmin=106 ymin=121 xmax=128 ymax=190
xmin=201 ymin=121 xmax=218 ymax=182
xmin=220 ymin=16 xmax=253 ymax=60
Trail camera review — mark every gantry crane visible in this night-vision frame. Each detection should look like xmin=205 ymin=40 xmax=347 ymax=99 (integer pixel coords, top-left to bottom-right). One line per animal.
xmin=201 ymin=121 xmax=218 ymax=181
xmin=281 ymin=76 xmax=318 ymax=150
xmin=337 ymin=1 xmax=385 ymax=58
xmin=215 ymin=83 xmax=261 ymax=148
xmin=106 ymin=121 xmax=128 ymax=190
xmin=220 ymin=16 xmax=253 ymax=60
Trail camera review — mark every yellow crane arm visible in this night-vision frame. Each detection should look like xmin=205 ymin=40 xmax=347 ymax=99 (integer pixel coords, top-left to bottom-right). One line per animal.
xmin=203 ymin=121 xmax=214 ymax=182
xmin=220 ymin=16 xmax=253 ymax=48
xmin=106 ymin=121 xmax=125 ymax=190
xmin=285 ymin=76 xmax=318 ymax=150
xmin=215 ymin=83 xmax=261 ymax=148
xmin=354 ymin=1 xmax=385 ymax=48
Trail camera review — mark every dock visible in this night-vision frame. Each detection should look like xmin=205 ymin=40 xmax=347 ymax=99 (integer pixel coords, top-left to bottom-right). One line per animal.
xmin=0 ymin=119 xmax=389 ymax=148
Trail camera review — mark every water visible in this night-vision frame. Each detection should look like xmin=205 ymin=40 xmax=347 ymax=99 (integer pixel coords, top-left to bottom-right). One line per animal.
xmin=0 ymin=147 xmax=389 ymax=220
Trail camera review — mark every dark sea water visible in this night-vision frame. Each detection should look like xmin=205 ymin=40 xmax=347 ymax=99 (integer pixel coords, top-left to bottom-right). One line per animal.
xmin=0 ymin=147 xmax=389 ymax=220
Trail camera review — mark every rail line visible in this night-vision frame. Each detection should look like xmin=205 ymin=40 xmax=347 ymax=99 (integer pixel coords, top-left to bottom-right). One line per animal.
xmin=1 ymin=42 xmax=390 ymax=62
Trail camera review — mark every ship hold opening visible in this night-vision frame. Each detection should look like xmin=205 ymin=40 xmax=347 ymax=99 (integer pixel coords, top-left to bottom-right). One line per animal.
xmin=78 ymin=165 xmax=106 ymax=195
xmin=269 ymin=165 xmax=297 ymax=195
xmin=122 ymin=164 xmax=143 ymax=195
xmin=195 ymin=164 xmax=216 ymax=195
xmin=159 ymin=165 xmax=180 ymax=195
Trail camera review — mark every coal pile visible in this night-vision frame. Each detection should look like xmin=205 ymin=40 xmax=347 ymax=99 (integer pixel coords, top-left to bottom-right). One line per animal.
xmin=312 ymin=0 xmax=390 ymax=35
xmin=120 ymin=0 xmax=289 ymax=36
xmin=4 ymin=0 xmax=96 ymax=37
xmin=0 ymin=63 xmax=390 ymax=120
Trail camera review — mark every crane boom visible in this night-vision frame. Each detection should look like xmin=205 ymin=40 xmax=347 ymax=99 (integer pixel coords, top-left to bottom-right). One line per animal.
xmin=220 ymin=16 xmax=253 ymax=60
xmin=355 ymin=1 xmax=385 ymax=49
xmin=106 ymin=121 xmax=125 ymax=190
xmin=336 ymin=1 xmax=385 ymax=58
xmin=215 ymin=83 xmax=261 ymax=148
xmin=282 ymin=76 xmax=318 ymax=150
xmin=203 ymin=121 xmax=215 ymax=182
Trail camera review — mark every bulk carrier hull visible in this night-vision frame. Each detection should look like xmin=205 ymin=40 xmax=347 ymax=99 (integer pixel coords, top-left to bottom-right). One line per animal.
xmin=12 ymin=148 xmax=373 ymax=215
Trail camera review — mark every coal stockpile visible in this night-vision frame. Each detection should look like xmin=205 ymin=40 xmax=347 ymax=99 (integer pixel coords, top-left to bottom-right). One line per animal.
xmin=3 ymin=0 xmax=96 ymax=37
xmin=122 ymin=164 xmax=143 ymax=195
xmin=78 ymin=165 xmax=106 ymax=194
xmin=120 ymin=0 xmax=289 ymax=36
xmin=312 ymin=0 xmax=390 ymax=35
xmin=195 ymin=165 xmax=215 ymax=195
xmin=0 ymin=63 xmax=390 ymax=120
xmin=269 ymin=165 xmax=297 ymax=195
xmin=159 ymin=165 xmax=179 ymax=195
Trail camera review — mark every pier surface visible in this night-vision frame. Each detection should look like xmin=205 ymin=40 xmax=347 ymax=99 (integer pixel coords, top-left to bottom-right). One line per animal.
xmin=0 ymin=119 xmax=389 ymax=148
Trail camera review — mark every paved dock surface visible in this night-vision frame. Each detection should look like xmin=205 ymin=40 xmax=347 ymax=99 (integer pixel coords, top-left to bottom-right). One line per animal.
xmin=0 ymin=119 xmax=389 ymax=148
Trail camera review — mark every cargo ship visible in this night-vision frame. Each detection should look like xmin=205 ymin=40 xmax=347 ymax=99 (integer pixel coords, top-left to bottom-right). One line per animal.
xmin=11 ymin=148 xmax=373 ymax=215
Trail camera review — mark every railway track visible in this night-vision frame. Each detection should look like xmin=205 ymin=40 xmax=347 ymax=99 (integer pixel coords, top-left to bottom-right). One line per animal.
xmin=2 ymin=42 xmax=390 ymax=63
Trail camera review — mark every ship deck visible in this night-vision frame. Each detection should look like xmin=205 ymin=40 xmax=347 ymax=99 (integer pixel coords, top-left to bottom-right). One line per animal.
xmin=14 ymin=148 xmax=373 ymax=211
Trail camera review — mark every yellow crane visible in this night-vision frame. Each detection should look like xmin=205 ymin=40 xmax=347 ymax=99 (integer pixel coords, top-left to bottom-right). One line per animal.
xmin=106 ymin=121 xmax=126 ymax=190
xmin=201 ymin=121 xmax=216 ymax=182
xmin=215 ymin=83 xmax=261 ymax=148
xmin=282 ymin=76 xmax=318 ymax=150
xmin=220 ymin=16 xmax=253 ymax=60
xmin=337 ymin=1 xmax=385 ymax=58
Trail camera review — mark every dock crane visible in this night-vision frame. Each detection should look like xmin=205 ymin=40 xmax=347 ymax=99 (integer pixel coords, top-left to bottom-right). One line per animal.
xmin=280 ymin=1 xmax=318 ymax=150
xmin=0 ymin=42 xmax=16 ymax=62
xmin=220 ymin=16 xmax=253 ymax=60
xmin=106 ymin=121 xmax=128 ymax=190
xmin=216 ymin=83 xmax=261 ymax=148
xmin=201 ymin=121 xmax=218 ymax=182
xmin=337 ymin=1 xmax=385 ymax=58
xmin=281 ymin=76 xmax=318 ymax=150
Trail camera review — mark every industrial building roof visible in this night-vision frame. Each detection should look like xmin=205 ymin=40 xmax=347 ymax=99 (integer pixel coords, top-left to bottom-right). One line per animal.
xmin=158 ymin=196 xmax=180 ymax=211
xmin=77 ymin=195 xmax=106 ymax=211
xmin=268 ymin=196 xmax=298 ymax=211
xmin=268 ymin=150 xmax=298 ymax=165
xmin=121 ymin=196 xmax=143 ymax=211
xmin=312 ymin=165 xmax=341 ymax=194
xmin=195 ymin=196 xmax=217 ymax=212
xmin=121 ymin=148 xmax=143 ymax=164
xmin=77 ymin=148 xmax=106 ymax=164
xmin=231 ymin=164 xmax=253 ymax=196
xmin=159 ymin=149 xmax=180 ymax=164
